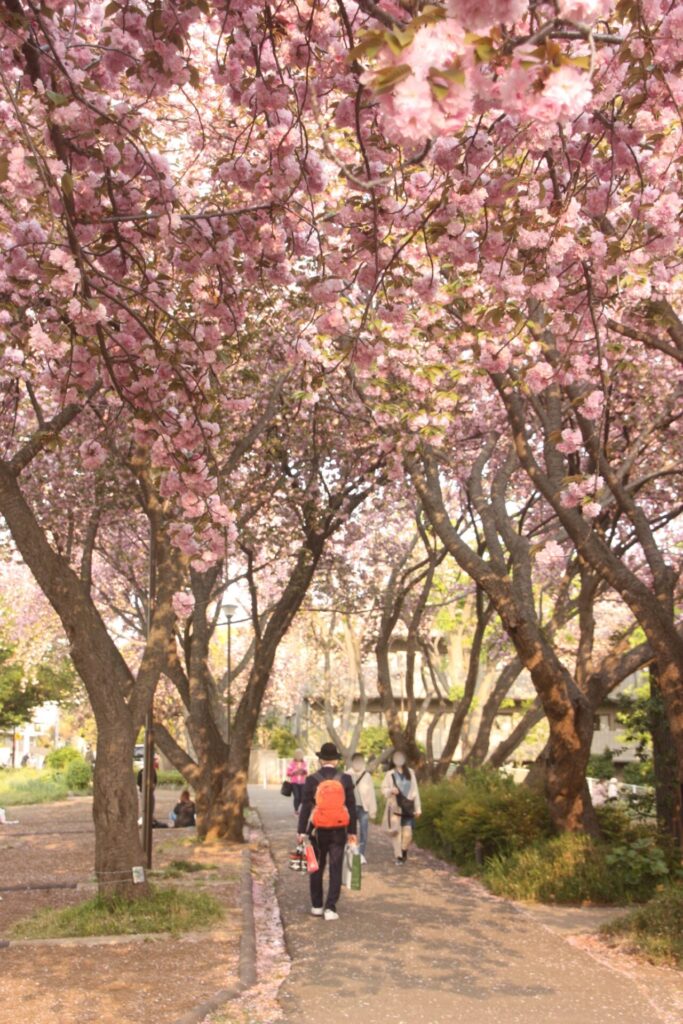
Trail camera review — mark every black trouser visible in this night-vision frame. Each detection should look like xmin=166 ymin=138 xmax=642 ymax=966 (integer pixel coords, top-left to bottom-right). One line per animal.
xmin=310 ymin=827 xmax=346 ymax=911
xmin=292 ymin=783 xmax=305 ymax=812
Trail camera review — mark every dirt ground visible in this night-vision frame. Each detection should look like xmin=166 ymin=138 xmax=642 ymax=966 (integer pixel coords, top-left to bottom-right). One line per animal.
xmin=0 ymin=793 xmax=243 ymax=1024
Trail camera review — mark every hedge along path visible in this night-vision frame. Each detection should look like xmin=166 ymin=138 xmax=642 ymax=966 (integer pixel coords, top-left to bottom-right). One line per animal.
xmin=251 ymin=785 xmax=680 ymax=1024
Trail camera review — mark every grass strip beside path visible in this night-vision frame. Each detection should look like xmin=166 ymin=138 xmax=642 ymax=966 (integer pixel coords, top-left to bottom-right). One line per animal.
xmin=10 ymin=886 xmax=224 ymax=939
xmin=0 ymin=769 xmax=69 ymax=806
xmin=601 ymin=884 xmax=683 ymax=967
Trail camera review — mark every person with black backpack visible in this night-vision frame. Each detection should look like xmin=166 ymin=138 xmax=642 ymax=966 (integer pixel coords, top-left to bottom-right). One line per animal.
xmin=297 ymin=742 xmax=357 ymax=921
xmin=381 ymin=751 xmax=422 ymax=865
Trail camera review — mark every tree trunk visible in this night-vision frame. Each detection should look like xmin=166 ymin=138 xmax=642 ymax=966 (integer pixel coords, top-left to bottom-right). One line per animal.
xmin=649 ymin=667 xmax=682 ymax=846
xmin=543 ymin=702 xmax=600 ymax=835
xmin=92 ymin=720 xmax=150 ymax=898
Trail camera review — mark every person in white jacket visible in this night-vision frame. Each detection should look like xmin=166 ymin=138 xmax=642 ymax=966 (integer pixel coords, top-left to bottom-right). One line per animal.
xmin=381 ymin=751 xmax=422 ymax=865
xmin=348 ymin=753 xmax=377 ymax=864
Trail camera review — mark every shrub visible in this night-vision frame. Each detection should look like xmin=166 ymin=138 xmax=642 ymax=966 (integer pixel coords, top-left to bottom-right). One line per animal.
xmin=157 ymin=769 xmax=185 ymax=787
xmin=358 ymin=726 xmax=391 ymax=760
xmin=622 ymin=759 xmax=655 ymax=786
xmin=44 ymin=746 xmax=82 ymax=771
xmin=65 ymin=755 xmax=92 ymax=792
xmin=604 ymin=837 xmax=670 ymax=891
xmin=414 ymin=768 xmax=552 ymax=870
xmin=587 ymin=751 xmax=615 ymax=780
xmin=484 ymin=833 xmax=668 ymax=905
xmin=268 ymin=725 xmax=298 ymax=758
xmin=601 ymin=884 xmax=683 ymax=966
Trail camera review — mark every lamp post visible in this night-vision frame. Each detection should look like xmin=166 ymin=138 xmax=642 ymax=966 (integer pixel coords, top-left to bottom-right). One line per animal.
xmin=142 ymin=520 xmax=157 ymax=870
xmin=223 ymin=602 xmax=237 ymax=744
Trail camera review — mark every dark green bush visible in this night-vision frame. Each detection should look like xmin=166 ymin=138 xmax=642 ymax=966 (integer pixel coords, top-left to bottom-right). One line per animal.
xmin=587 ymin=751 xmax=615 ymax=780
xmin=65 ymin=755 xmax=92 ymax=792
xmin=622 ymin=760 xmax=655 ymax=786
xmin=595 ymin=801 xmax=636 ymax=844
xmin=44 ymin=746 xmax=82 ymax=771
xmin=414 ymin=768 xmax=552 ymax=870
xmin=358 ymin=726 xmax=391 ymax=759
xmin=483 ymin=832 xmax=669 ymax=905
xmin=157 ymin=769 xmax=185 ymax=787
xmin=268 ymin=725 xmax=298 ymax=758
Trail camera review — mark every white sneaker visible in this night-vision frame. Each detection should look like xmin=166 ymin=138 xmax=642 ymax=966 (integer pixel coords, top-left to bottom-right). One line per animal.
xmin=311 ymin=907 xmax=324 ymax=917
xmin=324 ymin=909 xmax=339 ymax=921
xmin=360 ymin=854 xmax=367 ymax=865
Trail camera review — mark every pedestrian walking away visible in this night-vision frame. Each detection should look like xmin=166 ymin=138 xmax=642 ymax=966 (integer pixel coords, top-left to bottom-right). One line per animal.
xmin=348 ymin=751 xmax=376 ymax=864
xmin=297 ymin=741 xmax=357 ymax=921
xmin=286 ymin=748 xmax=309 ymax=814
xmin=381 ymin=750 xmax=421 ymax=864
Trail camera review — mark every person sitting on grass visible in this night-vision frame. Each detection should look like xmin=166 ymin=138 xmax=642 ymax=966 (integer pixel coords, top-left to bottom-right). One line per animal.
xmin=173 ymin=789 xmax=196 ymax=828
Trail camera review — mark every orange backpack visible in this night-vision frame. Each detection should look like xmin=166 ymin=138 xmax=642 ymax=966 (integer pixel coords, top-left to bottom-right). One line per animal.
xmin=311 ymin=772 xmax=350 ymax=829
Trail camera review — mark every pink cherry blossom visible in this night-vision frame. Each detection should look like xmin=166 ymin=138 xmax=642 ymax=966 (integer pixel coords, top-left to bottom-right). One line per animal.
xmin=79 ymin=440 xmax=107 ymax=470
xmin=580 ymin=390 xmax=604 ymax=421
xmin=556 ymin=428 xmax=583 ymax=454
xmin=172 ymin=591 xmax=195 ymax=619
xmin=537 ymin=539 xmax=567 ymax=571
xmin=447 ymin=0 xmax=526 ymax=31
xmin=557 ymin=0 xmax=613 ymax=23
xmin=532 ymin=67 xmax=594 ymax=124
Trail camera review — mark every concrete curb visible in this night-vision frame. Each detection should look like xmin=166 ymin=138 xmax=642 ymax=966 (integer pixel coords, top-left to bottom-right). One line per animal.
xmin=238 ymin=846 xmax=258 ymax=989
xmin=167 ymin=843 xmax=258 ymax=1024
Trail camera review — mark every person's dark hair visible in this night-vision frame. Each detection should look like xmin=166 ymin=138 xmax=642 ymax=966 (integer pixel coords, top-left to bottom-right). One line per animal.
xmin=180 ymin=788 xmax=191 ymax=800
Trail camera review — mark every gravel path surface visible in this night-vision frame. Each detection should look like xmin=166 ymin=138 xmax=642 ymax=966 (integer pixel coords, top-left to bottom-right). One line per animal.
xmin=251 ymin=785 xmax=682 ymax=1024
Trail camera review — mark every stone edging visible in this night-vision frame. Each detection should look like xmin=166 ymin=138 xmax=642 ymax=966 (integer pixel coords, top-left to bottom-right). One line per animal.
xmin=167 ymin=844 xmax=258 ymax=1024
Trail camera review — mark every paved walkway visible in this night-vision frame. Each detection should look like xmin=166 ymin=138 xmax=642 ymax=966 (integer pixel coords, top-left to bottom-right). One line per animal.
xmin=250 ymin=786 xmax=683 ymax=1024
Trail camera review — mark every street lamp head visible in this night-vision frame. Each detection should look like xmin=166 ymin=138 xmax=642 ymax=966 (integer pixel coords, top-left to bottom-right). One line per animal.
xmin=223 ymin=602 xmax=238 ymax=619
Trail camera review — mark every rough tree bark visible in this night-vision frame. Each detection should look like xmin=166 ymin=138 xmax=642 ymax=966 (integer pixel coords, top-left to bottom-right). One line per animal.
xmin=0 ymin=457 xmax=182 ymax=897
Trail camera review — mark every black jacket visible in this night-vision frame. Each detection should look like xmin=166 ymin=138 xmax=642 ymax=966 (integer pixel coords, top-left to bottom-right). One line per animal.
xmin=297 ymin=766 xmax=357 ymax=836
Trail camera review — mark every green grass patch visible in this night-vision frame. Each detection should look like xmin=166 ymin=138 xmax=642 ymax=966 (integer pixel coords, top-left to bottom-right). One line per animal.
xmin=10 ymin=886 xmax=223 ymax=939
xmin=0 ymin=768 xmax=69 ymax=806
xmin=601 ymin=884 xmax=683 ymax=966
xmin=153 ymin=859 xmax=218 ymax=878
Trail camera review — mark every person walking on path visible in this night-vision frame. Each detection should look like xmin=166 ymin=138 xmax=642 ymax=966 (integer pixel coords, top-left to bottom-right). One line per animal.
xmin=348 ymin=752 xmax=376 ymax=864
xmin=297 ymin=741 xmax=357 ymax=921
xmin=381 ymin=751 xmax=421 ymax=864
xmin=286 ymin=748 xmax=308 ymax=814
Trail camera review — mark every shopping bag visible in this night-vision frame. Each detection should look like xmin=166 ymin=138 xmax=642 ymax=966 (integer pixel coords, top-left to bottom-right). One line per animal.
xmin=349 ymin=847 xmax=362 ymax=891
xmin=342 ymin=847 xmax=351 ymax=889
xmin=280 ymin=780 xmax=293 ymax=797
xmin=305 ymin=842 xmax=319 ymax=873
xmin=344 ymin=844 xmax=361 ymax=891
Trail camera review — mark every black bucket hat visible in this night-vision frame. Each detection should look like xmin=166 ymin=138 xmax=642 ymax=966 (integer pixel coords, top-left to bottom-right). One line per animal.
xmin=316 ymin=742 xmax=342 ymax=760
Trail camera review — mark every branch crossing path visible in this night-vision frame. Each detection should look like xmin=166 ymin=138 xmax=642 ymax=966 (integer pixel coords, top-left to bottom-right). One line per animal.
xmin=250 ymin=786 xmax=683 ymax=1024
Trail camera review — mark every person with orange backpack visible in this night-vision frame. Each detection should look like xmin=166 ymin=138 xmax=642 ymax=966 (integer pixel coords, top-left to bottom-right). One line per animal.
xmin=297 ymin=741 xmax=357 ymax=921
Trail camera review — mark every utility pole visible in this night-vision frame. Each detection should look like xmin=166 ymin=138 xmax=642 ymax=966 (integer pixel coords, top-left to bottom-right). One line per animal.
xmin=224 ymin=601 xmax=237 ymax=743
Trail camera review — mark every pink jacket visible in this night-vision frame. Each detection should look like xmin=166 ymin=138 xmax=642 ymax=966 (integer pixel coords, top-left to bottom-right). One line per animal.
xmin=286 ymin=758 xmax=308 ymax=785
